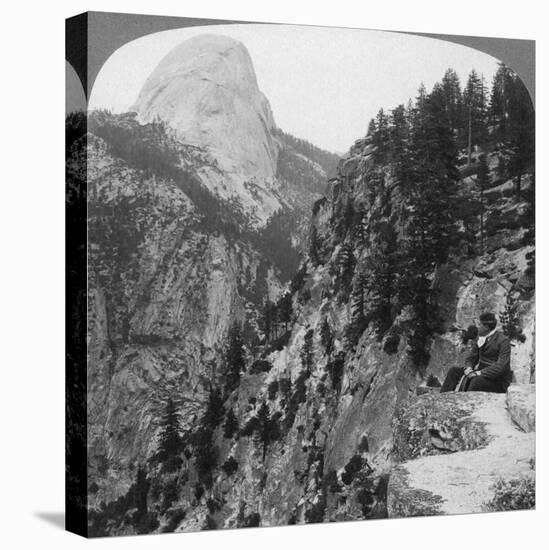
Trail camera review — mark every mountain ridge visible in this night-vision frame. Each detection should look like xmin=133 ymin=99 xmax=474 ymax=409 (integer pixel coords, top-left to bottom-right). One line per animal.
xmin=74 ymin=48 xmax=535 ymax=535
xmin=133 ymin=35 xmax=282 ymax=226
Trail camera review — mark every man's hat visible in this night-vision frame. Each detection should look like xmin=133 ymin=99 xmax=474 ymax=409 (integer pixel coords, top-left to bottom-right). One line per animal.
xmin=479 ymin=312 xmax=497 ymax=328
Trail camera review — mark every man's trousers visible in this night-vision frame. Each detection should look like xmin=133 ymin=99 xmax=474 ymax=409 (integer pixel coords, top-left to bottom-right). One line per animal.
xmin=440 ymin=367 xmax=508 ymax=393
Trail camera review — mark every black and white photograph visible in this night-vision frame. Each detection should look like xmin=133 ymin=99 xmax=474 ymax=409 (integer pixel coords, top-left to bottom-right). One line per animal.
xmin=1 ymin=2 xmax=546 ymax=549
xmin=65 ymin=12 xmax=536 ymax=537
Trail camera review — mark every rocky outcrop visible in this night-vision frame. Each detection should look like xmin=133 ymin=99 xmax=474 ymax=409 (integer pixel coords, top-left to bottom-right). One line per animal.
xmin=84 ymin=104 xmax=332 ymax=506
xmin=507 ymin=384 xmax=535 ymax=432
xmin=133 ymin=35 xmax=280 ymax=225
xmin=452 ymin=247 xmax=535 ymax=384
xmin=80 ymin=37 xmax=535 ymax=536
xmin=387 ymin=388 xmax=535 ymax=517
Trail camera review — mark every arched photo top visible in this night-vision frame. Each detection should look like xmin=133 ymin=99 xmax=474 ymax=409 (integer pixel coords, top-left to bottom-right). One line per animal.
xmin=69 ymin=12 xmax=534 ymax=105
xmin=86 ymin=22 xmax=521 ymax=153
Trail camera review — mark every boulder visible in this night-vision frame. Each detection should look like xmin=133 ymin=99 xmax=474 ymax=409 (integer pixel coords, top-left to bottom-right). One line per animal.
xmin=506 ymin=384 xmax=535 ymax=432
xmin=392 ymin=392 xmax=496 ymax=461
xmin=388 ymin=389 xmax=535 ymax=517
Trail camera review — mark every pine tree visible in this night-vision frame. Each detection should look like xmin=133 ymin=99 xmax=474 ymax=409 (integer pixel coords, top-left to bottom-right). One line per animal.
xmin=490 ymin=64 xmax=533 ymax=200
xmin=440 ymin=68 xmax=463 ymax=133
xmin=134 ymin=465 xmax=150 ymax=518
xmin=334 ymin=242 xmax=356 ymax=301
xmin=309 ymin=224 xmax=322 ymax=266
xmin=406 ymin=82 xmax=460 ymax=266
xmin=346 ymin=263 xmax=368 ymax=346
xmin=191 ymin=386 xmax=225 ymax=489
xmin=463 ymin=69 xmax=488 ymax=158
xmin=223 ymin=408 xmax=239 ymax=439
xmin=365 ymin=226 xmax=399 ymax=340
xmin=455 ymin=194 xmax=482 ymax=257
xmin=253 ymin=401 xmax=280 ymax=461
xmin=477 ymin=154 xmax=490 ymax=254
xmin=203 ymin=386 xmax=225 ymax=429
xmin=366 ymin=166 xmax=386 ymax=209
xmin=326 ymin=351 xmax=345 ymax=393
xmin=352 ymin=201 xmax=369 ymax=245
xmin=130 ymin=464 xmax=155 ymax=533
xmin=490 ymin=63 xmax=513 ymax=141
xmin=398 ymin=82 xmax=460 ymax=368
xmin=389 ymin=104 xmax=410 ymax=180
xmin=259 ymin=299 xmax=276 ymax=342
xmin=221 ymin=456 xmax=239 ymax=477
xmin=506 ymin=74 xmax=534 ymax=201
xmin=300 ymin=329 xmax=314 ymax=374
xmin=334 ymin=199 xmax=355 ymax=241
xmin=156 ymin=398 xmax=183 ymax=473
xmin=372 ymin=109 xmax=390 ymax=164
xmin=277 ymin=292 xmax=293 ymax=332
xmin=320 ymin=317 xmax=334 ymax=356
xmin=366 ymin=118 xmax=376 ymax=137
xmin=404 ymin=274 xmax=437 ymax=370
xmin=415 ymin=83 xmax=428 ymax=118
xmin=193 ymin=425 xmax=218 ymax=489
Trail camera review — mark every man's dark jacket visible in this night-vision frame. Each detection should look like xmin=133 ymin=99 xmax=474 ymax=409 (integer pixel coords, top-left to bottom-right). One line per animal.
xmin=466 ymin=330 xmax=512 ymax=387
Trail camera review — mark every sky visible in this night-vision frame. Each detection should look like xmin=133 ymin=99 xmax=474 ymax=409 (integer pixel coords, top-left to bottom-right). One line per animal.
xmin=89 ymin=24 xmax=500 ymax=154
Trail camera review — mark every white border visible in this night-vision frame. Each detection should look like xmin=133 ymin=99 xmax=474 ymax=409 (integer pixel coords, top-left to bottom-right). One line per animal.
xmin=1 ymin=1 xmax=545 ymax=549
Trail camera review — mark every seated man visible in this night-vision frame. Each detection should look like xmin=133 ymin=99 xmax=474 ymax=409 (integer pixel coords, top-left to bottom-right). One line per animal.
xmin=441 ymin=312 xmax=512 ymax=393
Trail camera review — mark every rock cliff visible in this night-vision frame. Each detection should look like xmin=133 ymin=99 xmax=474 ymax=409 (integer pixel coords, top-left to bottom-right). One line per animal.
xmin=133 ymin=35 xmax=281 ymax=226
xmin=73 ymin=43 xmax=535 ymax=536
xmin=81 ymin=35 xmax=338 ymax=514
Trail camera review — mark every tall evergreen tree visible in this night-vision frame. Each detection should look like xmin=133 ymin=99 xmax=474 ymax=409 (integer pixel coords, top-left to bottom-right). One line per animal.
xmin=407 ymin=83 xmax=460 ymax=264
xmin=223 ymin=408 xmax=239 ymax=439
xmin=334 ymin=242 xmax=356 ymax=301
xmin=440 ymin=68 xmax=463 ymax=133
xmin=334 ymin=198 xmax=355 ymax=240
xmin=346 ymin=262 xmax=368 ymax=346
xmin=156 ymin=398 xmax=183 ymax=472
xmin=365 ymin=165 xmax=386 ymax=208
xmin=490 ymin=64 xmax=534 ymax=200
xmin=365 ymin=224 xmax=399 ymax=340
xmin=277 ymin=292 xmax=293 ymax=332
xmin=506 ymin=75 xmax=534 ymax=201
xmin=193 ymin=425 xmax=218 ymax=489
xmin=203 ymin=386 xmax=225 ymax=429
xmin=371 ymin=108 xmax=390 ymax=164
xmin=414 ymin=83 xmax=428 ymax=125
xmin=398 ymin=82 xmax=460 ymax=368
xmin=490 ymin=63 xmax=513 ymax=140
xmin=259 ymin=299 xmax=276 ymax=342
xmin=309 ymin=224 xmax=322 ymax=266
xmin=352 ymin=200 xmax=370 ymax=245
xmin=134 ymin=465 xmax=150 ymax=519
xmin=477 ymin=154 xmax=490 ymax=254
xmin=320 ymin=317 xmax=334 ymax=356
xmin=389 ymin=104 xmax=410 ymax=180
xmin=253 ymin=401 xmax=280 ymax=461
xmin=300 ymin=329 xmax=315 ymax=374
xmin=326 ymin=352 xmax=345 ymax=393
xmin=366 ymin=118 xmax=376 ymax=137
xmin=463 ymin=69 xmax=488 ymax=159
